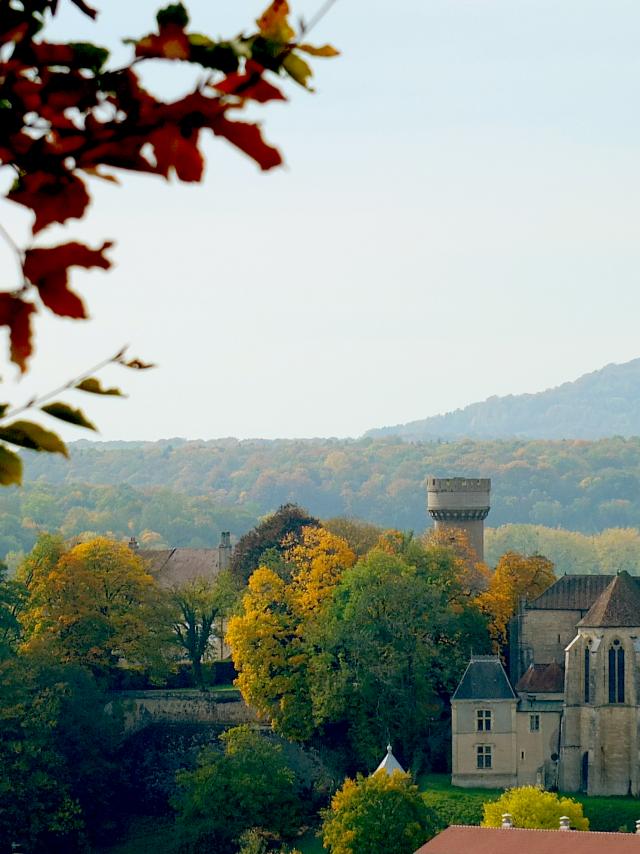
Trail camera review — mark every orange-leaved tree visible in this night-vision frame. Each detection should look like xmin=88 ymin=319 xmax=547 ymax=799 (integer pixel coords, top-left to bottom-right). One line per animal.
xmin=476 ymin=551 xmax=555 ymax=653
xmin=0 ymin=0 xmax=338 ymax=484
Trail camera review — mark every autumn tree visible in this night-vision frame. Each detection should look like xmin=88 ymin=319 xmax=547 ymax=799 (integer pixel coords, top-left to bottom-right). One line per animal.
xmin=20 ymin=536 xmax=173 ymax=678
xmin=323 ymin=517 xmax=383 ymax=557
xmin=227 ymin=525 xmax=354 ymax=739
xmin=321 ymin=771 xmax=436 ymax=854
xmin=0 ymin=1 xmax=337 ymax=485
xmin=0 ymin=562 xmax=25 ymax=658
xmin=423 ymin=526 xmax=491 ymax=597
xmin=172 ymin=725 xmax=300 ymax=854
xmin=482 ymin=786 xmax=588 ymax=831
xmin=476 ymin=551 xmax=555 ymax=653
xmin=230 ymin=503 xmax=320 ymax=584
xmin=170 ymin=570 xmax=237 ymax=689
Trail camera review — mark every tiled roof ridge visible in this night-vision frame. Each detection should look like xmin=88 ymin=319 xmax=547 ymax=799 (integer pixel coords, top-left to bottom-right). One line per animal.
xmin=578 ymin=570 xmax=640 ymax=628
xmin=447 ymin=825 xmax=631 ymax=836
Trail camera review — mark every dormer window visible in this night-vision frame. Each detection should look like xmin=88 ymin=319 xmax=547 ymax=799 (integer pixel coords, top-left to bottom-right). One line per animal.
xmin=476 ymin=709 xmax=492 ymax=732
xmin=608 ymin=640 xmax=625 ymax=704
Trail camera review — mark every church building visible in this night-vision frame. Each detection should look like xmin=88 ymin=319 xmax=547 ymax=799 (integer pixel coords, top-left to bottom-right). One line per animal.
xmin=431 ymin=474 xmax=640 ymax=796
xmin=451 ymin=570 xmax=640 ymax=796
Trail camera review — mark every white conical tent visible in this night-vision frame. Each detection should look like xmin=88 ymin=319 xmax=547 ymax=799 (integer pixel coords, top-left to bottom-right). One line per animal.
xmin=374 ymin=744 xmax=405 ymax=776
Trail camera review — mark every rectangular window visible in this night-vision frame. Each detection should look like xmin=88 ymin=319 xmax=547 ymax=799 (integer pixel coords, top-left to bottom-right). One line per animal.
xmin=476 ymin=709 xmax=492 ymax=732
xmin=584 ymin=647 xmax=590 ymax=703
xmin=529 ymin=714 xmax=540 ymax=732
xmin=476 ymin=745 xmax=492 ymax=769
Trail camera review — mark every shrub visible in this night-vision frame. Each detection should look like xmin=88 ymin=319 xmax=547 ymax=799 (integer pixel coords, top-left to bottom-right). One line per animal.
xmin=482 ymin=787 xmax=588 ymax=831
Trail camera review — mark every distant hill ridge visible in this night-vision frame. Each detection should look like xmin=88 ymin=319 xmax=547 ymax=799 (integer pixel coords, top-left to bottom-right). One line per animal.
xmin=365 ymin=358 xmax=640 ymax=441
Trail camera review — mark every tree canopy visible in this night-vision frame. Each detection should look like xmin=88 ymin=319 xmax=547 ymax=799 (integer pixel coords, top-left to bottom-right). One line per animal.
xmin=321 ymin=770 xmax=436 ymax=854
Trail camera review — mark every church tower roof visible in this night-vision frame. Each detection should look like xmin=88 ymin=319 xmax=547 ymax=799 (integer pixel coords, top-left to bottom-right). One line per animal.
xmin=578 ymin=571 xmax=640 ymax=628
xmin=374 ymin=744 xmax=405 ymax=776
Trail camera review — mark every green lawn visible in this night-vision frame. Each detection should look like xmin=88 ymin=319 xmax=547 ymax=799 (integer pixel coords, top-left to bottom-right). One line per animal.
xmin=95 ymin=817 xmax=177 ymax=854
xmin=297 ymin=829 xmax=326 ymax=854
xmin=418 ymin=773 xmax=640 ymax=833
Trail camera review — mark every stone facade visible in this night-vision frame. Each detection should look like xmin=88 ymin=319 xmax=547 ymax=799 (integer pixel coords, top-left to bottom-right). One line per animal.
xmin=111 ymin=689 xmax=257 ymax=732
xmin=452 ymin=571 xmax=640 ymax=795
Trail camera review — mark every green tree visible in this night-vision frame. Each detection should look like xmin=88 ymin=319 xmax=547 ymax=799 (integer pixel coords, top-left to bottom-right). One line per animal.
xmin=482 ymin=786 xmax=588 ymax=831
xmin=321 ymin=771 xmax=436 ymax=854
xmin=172 ymin=725 xmax=300 ymax=854
xmin=0 ymin=563 xmax=25 ymax=658
xmin=170 ymin=570 xmax=237 ymax=688
xmin=0 ymin=657 xmax=124 ymax=853
xmin=313 ymin=545 xmax=490 ymax=770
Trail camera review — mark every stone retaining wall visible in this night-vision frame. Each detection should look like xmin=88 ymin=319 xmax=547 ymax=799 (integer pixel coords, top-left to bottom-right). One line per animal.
xmin=109 ymin=690 xmax=257 ymax=731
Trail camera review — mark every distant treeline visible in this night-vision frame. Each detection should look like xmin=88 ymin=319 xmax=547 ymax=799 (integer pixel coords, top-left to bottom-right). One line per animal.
xmin=16 ymin=435 xmax=640 ymax=532
xmin=485 ymin=525 xmax=640 ymax=576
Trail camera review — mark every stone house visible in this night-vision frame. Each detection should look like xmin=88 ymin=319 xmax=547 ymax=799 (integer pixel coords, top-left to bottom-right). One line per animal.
xmin=451 ymin=570 xmax=640 ymax=795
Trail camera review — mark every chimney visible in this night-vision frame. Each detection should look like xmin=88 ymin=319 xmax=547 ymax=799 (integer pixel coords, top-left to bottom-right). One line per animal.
xmin=128 ymin=536 xmax=139 ymax=552
xmin=559 ymin=816 xmax=571 ymax=831
xmin=501 ymin=814 xmax=513 ymax=829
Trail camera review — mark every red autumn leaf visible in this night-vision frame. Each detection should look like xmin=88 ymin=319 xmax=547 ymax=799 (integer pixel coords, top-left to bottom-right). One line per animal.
xmin=135 ymin=24 xmax=190 ymax=60
xmin=215 ymin=62 xmax=286 ymax=104
xmin=9 ymin=172 xmax=90 ymax=234
xmin=0 ymin=295 xmax=36 ymax=372
xmin=212 ymin=116 xmax=282 ymax=171
xmin=31 ymin=42 xmax=76 ymax=66
xmin=23 ymin=241 xmax=112 ymax=319
xmin=149 ymin=124 xmax=204 ymax=181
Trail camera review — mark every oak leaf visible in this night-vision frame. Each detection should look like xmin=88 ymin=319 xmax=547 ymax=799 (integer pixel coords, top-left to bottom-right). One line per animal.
xmin=257 ymin=0 xmax=295 ymax=43
xmin=0 ymin=421 xmax=68 ymax=456
xmin=9 ymin=172 xmax=91 ymax=234
xmin=23 ymin=241 xmax=112 ymax=319
xmin=149 ymin=125 xmax=203 ymax=181
xmin=41 ymin=402 xmax=97 ymax=431
xmin=212 ymin=117 xmax=282 ymax=171
xmin=0 ymin=445 xmax=22 ymax=486
xmin=0 ymin=295 xmax=35 ymax=372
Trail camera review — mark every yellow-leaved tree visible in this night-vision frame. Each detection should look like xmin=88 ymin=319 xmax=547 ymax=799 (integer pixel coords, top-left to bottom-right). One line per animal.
xmin=482 ymin=786 xmax=588 ymax=831
xmin=226 ymin=525 xmax=355 ymax=739
xmin=476 ymin=551 xmax=555 ymax=653
xmin=20 ymin=536 xmax=173 ymax=676
xmin=423 ymin=527 xmax=491 ymax=597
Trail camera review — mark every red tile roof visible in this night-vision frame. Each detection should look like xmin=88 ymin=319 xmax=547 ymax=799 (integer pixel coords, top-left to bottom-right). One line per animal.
xmin=515 ymin=662 xmax=565 ymax=693
xmin=416 ymin=826 xmax=640 ymax=853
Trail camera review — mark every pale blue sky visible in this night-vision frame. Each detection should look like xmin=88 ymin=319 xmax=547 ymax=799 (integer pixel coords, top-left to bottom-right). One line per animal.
xmin=2 ymin=0 xmax=640 ymax=439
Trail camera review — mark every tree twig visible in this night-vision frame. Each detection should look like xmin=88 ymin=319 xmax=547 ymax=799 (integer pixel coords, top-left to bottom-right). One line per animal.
xmin=300 ymin=0 xmax=341 ymax=37
xmin=0 ymin=223 xmax=26 ymax=288
xmin=0 ymin=345 xmax=128 ymax=424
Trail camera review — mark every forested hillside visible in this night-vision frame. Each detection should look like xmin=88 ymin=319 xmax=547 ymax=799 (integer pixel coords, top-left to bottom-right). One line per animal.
xmin=367 ymin=358 xmax=640 ymax=440
xmin=2 ymin=435 xmax=638 ymax=562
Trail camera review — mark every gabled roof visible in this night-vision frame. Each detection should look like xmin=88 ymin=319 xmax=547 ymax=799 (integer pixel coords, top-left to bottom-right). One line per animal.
xmin=374 ymin=745 xmax=405 ymax=776
xmin=527 ymin=574 xmax=613 ymax=611
xmin=452 ymin=656 xmax=516 ymax=701
xmin=515 ymin=661 xmax=565 ymax=693
xmin=578 ymin=571 xmax=640 ymax=628
xmin=140 ymin=548 xmax=221 ymax=588
xmin=415 ymin=826 xmax=640 ymax=854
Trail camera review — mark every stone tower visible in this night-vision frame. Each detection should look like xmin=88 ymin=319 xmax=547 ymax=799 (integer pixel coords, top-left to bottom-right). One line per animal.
xmin=426 ymin=476 xmax=491 ymax=561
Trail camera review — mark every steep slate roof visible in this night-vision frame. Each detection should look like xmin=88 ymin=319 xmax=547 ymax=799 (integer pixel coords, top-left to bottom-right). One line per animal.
xmin=374 ymin=745 xmax=405 ymax=776
xmin=578 ymin=571 xmax=640 ymax=628
xmin=452 ymin=656 xmax=516 ymax=701
xmin=527 ymin=574 xmax=614 ymax=611
xmin=515 ymin=662 xmax=565 ymax=693
xmin=140 ymin=548 xmax=221 ymax=588
xmin=415 ymin=826 xmax=640 ymax=854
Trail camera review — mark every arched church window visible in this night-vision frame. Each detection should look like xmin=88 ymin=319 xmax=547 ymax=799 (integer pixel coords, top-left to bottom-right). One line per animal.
xmin=608 ymin=640 xmax=625 ymax=704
